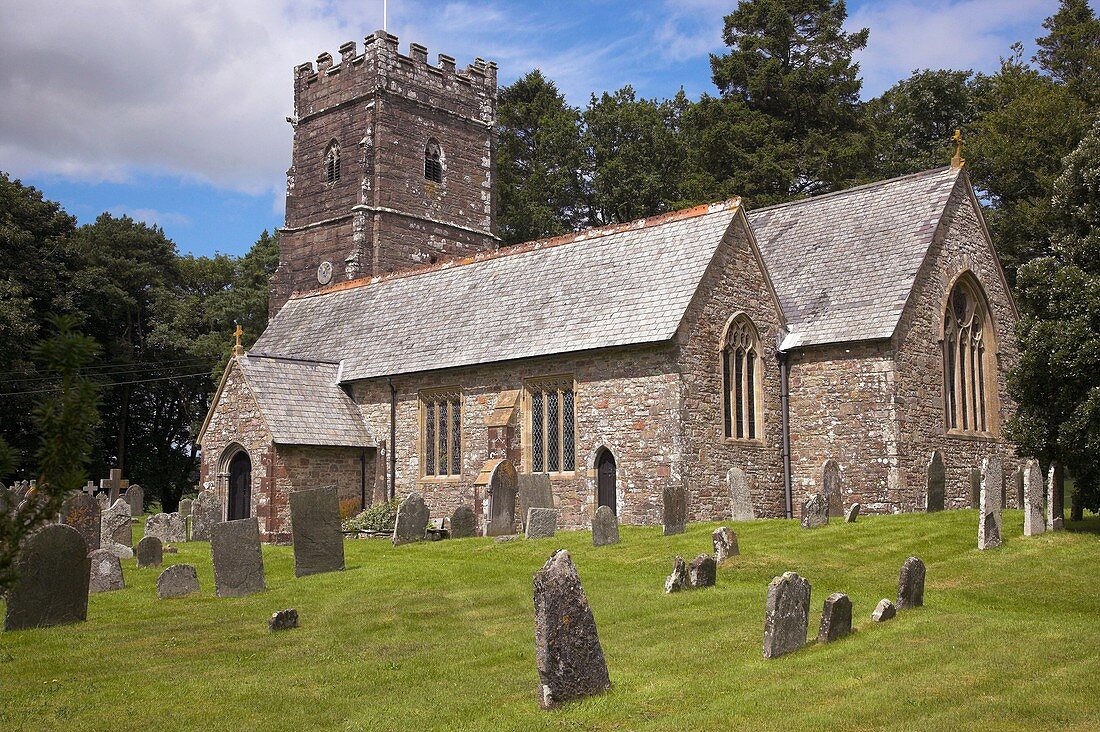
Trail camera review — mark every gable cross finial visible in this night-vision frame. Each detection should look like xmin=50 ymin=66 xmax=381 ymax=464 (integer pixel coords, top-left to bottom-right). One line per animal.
xmin=950 ymin=129 xmax=966 ymax=169
xmin=233 ymin=323 xmax=245 ymax=356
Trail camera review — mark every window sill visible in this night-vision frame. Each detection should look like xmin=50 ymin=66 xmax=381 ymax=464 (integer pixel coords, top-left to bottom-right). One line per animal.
xmin=722 ymin=438 xmax=767 ymax=449
xmin=944 ymin=430 xmax=1001 ymax=442
xmin=419 ymin=475 xmax=465 ymax=483
xmin=531 ymin=471 xmax=578 ymax=480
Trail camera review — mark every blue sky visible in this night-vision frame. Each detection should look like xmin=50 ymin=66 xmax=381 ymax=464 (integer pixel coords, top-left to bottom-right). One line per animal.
xmin=0 ymin=0 xmax=1075 ymax=258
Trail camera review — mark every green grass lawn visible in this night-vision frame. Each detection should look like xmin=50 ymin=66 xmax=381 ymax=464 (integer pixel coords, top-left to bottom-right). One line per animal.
xmin=2 ymin=510 xmax=1099 ymax=731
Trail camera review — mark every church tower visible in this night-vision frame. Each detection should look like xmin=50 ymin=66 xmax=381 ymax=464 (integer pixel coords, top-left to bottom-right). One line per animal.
xmin=271 ymin=31 xmax=499 ymax=313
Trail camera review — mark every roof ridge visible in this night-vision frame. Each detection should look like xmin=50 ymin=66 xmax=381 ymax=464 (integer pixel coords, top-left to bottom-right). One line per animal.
xmin=289 ymin=197 xmax=742 ymax=302
xmin=244 ymin=353 xmax=341 ymax=366
xmin=747 ymin=167 xmax=958 ymax=216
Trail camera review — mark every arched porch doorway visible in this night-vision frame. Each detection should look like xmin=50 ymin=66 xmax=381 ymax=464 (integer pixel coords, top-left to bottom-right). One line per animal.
xmin=227 ymin=450 xmax=252 ymax=521
xmin=596 ymin=448 xmax=617 ymax=514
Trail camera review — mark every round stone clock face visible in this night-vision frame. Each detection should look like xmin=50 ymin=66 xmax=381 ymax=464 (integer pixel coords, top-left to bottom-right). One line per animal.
xmin=317 ymin=260 xmax=333 ymax=285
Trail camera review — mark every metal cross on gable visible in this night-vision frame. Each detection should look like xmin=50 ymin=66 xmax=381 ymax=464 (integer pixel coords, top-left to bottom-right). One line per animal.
xmin=99 ymin=469 xmax=129 ymax=504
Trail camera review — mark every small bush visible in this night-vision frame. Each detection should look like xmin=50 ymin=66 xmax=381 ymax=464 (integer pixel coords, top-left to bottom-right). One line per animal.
xmin=343 ymin=498 xmax=400 ymax=533
xmin=338 ymin=498 xmax=361 ymax=520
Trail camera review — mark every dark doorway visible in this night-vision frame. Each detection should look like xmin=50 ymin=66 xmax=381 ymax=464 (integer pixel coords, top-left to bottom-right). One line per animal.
xmin=597 ymin=448 xmax=617 ymax=513
xmin=228 ymin=451 xmax=252 ymax=521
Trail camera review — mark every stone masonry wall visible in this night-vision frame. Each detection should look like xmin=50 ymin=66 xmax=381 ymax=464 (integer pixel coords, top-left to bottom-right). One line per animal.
xmin=269 ymin=445 xmax=374 ymax=544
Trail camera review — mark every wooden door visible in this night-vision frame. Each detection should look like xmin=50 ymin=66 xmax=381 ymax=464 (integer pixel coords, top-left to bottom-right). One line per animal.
xmin=597 ymin=449 xmax=616 ymax=513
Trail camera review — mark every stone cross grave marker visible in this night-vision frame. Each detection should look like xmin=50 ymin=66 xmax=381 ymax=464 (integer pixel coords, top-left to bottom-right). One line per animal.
xmin=99 ymin=469 xmax=129 ymax=504
xmin=662 ymin=483 xmax=686 ymax=536
xmin=818 ymin=592 xmax=852 ymax=643
xmin=897 ymin=556 xmax=926 ymax=609
xmin=211 ymin=517 xmax=267 ymax=598
xmin=822 ymin=459 xmax=843 ymax=518
xmin=926 ymin=451 xmax=945 ymax=512
xmin=728 ymin=467 xmax=755 ymax=521
xmin=763 ymin=571 xmax=811 ymax=659
xmin=800 ymin=493 xmax=828 ymax=529
xmin=1023 ymin=459 xmax=1045 ymax=537
xmin=450 ymin=505 xmax=477 ymax=538
xmin=61 ymin=492 xmax=101 ymax=552
xmin=88 ymin=549 xmax=125 ymax=593
xmin=4 ymin=524 xmax=90 ymax=631
xmin=289 ymin=486 xmax=345 ymax=577
xmin=978 ymin=457 xmax=1003 ymax=550
xmin=81 ymin=480 xmax=97 ymax=498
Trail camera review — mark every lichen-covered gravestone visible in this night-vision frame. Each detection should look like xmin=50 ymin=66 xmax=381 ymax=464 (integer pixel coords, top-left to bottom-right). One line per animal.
xmin=712 ymin=526 xmax=738 ymax=562
xmin=592 ymin=505 xmax=619 ymax=547
xmin=926 ymin=451 xmax=945 ymax=512
xmin=1014 ymin=466 xmax=1025 ymax=510
xmin=136 ymin=535 xmax=164 ymax=568
xmin=156 ymin=564 xmax=200 ymax=599
xmin=844 ymin=503 xmax=860 ymax=523
xmin=88 ymin=549 xmax=124 ymax=593
xmin=124 ymin=484 xmax=143 ymax=517
xmin=763 ymin=571 xmax=811 ymax=659
xmin=211 ymin=517 xmax=267 ymax=598
xmin=896 ymin=556 xmax=926 ymax=609
xmin=1048 ymin=462 xmax=1065 ymax=531
xmin=688 ymin=554 xmax=716 ymax=588
xmin=727 ymin=467 xmax=755 ymax=521
xmin=662 ymin=484 xmax=686 ymax=536
xmin=533 ymin=550 xmax=611 ymax=709
xmin=100 ymin=498 xmax=132 ymax=548
xmin=95 ymin=492 xmax=109 ymax=511
xmin=664 ymin=556 xmax=688 ymax=593
xmin=61 ymin=492 xmax=101 ymax=552
xmin=392 ymin=492 xmax=429 ymax=546
xmin=1023 ymin=459 xmax=1045 ymax=537
xmin=872 ymin=598 xmax=897 ymax=622
xmin=525 ymin=507 xmax=557 ymax=539
xmin=4 ymin=524 xmax=90 ymax=631
xmin=178 ymin=498 xmax=193 ymax=519
xmin=144 ymin=513 xmax=186 ymax=544
xmin=517 ymin=474 xmax=554 ymax=529
xmin=818 ymin=592 xmax=852 ymax=643
xmin=289 ymin=486 xmax=345 ymax=577
xmin=190 ymin=488 xmax=223 ymax=542
xmin=800 ymin=494 xmax=828 ymax=529
xmin=978 ymin=457 xmax=1003 ymax=550
xmin=822 ymin=459 xmax=843 ymax=517
xmin=450 ymin=505 xmax=477 ymax=538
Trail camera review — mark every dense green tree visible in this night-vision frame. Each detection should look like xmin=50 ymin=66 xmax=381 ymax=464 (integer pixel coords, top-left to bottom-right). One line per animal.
xmin=1034 ymin=0 xmax=1100 ymax=105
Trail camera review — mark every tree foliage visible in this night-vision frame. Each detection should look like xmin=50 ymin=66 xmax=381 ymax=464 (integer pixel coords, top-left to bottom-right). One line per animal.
xmin=1034 ymin=0 xmax=1100 ymax=105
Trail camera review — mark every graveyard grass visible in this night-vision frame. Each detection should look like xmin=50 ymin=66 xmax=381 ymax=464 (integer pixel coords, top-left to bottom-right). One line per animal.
xmin=3 ymin=511 xmax=1100 ymax=731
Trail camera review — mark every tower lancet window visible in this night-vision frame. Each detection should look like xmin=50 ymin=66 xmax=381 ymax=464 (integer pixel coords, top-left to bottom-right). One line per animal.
xmin=324 ymin=141 xmax=340 ymax=184
xmin=424 ymin=139 xmax=443 ymax=183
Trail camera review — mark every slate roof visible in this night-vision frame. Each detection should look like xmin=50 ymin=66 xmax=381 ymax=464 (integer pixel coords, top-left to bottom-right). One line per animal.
xmin=749 ymin=167 xmax=963 ymax=348
xmin=251 ymin=200 xmax=744 ymax=380
xmin=237 ymin=354 xmax=373 ymax=447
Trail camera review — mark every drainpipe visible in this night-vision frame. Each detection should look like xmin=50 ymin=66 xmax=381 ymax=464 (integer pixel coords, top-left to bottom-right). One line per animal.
xmin=778 ymin=341 xmax=793 ymax=519
xmin=359 ymin=449 xmax=367 ymax=510
xmin=388 ymin=378 xmax=397 ymax=500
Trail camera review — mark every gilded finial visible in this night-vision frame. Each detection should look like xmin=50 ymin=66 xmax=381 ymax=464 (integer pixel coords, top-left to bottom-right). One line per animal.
xmin=950 ymin=129 xmax=965 ymax=169
xmin=232 ymin=324 xmax=245 ymax=356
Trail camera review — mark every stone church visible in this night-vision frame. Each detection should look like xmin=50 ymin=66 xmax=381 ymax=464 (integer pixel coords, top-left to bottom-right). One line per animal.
xmin=197 ymin=31 xmax=1022 ymax=542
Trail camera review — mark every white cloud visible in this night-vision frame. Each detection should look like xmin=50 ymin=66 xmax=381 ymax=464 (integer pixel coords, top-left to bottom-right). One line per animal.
xmin=108 ymin=206 xmax=191 ymax=228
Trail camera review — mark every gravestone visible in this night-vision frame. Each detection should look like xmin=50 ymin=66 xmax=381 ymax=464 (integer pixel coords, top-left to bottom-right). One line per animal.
xmin=688 ymin=554 xmax=716 ymax=588
xmin=211 ymin=517 xmax=267 ymax=598
xmin=897 ymin=556 xmax=926 ymax=609
xmin=88 ymin=549 xmax=124 ymax=593
xmin=525 ymin=507 xmax=557 ymax=539
xmin=1014 ymin=467 xmax=1025 ymax=510
xmin=800 ymin=494 xmax=828 ymax=529
xmin=1047 ymin=462 xmax=1065 ymax=531
xmin=136 ymin=535 xmax=164 ymax=568
xmin=762 ymin=571 xmax=811 ymax=659
xmin=450 ymin=505 xmax=477 ymax=538
xmin=178 ymin=498 xmax=193 ymax=519
xmin=728 ymin=467 xmax=755 ymax=521
xmin=61 ymin=492 xmax=101 ymax=552
xmin=4 ymin=524 xmax=90 ymax=631
xmin=872 ymin=598 xmax=897 ymax=622
xmin=269 ymin=609 xmax=299 ymax=632
xmin=392 ymin=492 xmax=429 ymax=546
xmin=190 ymin=488 xmax=223 ymax=541
xmin=101 ymin=542 xmax=133 ymax=560
xmin=533 ymin=550 xmax=611 ymax=709
xmin=1023 ymin=459 xmax=1045 ymax=536
xmin=95 ymin=492 xmax=109 ymax=511
xmin=487 ymin=460 xmax=518 ymax=536
xmin=517 ymin=474 xmax=554 ymax=528
xmin=0 ymin=486 xmax=14 ymax=515
xmin=101 ymin=498 xmax=132 ymax=548
xmin=662 ymin=484 xmax=686 ymax=536
xmin=818 ymin=592 xmax=852 ymax=643
xmin=592 ymin=505 xmax=619 ymax=546
xmin=978 ymin=457 xmax=1003 ymax=550
xmin=144 ymin=513 xmax=186 ymax=544
xmin=289 ymin=486 xmax=345 ymax=577
xmin=845 ymin=503 xmax=860 ymax=523
xmin=712 ymin=526 xmax=738 ymax=562
xmin=664 ymin=556 xmax=688 ymax=593
xmin=124 ymin=484 xmax=143 ymax=517
xmin=156 ymin=564 xmax=200 ymax=599
xmin=969 ymin=467 xmax=982 ymax=509
xmin=822 ymin=459 xmax=843 ymax=518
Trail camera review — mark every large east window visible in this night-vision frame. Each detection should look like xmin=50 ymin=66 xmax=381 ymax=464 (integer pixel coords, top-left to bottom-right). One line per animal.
xmin=943 ymin=276 xmax=994 ymax=434
xmin=422 ymin=389 xmax=462 ymax=478
xmin=528 ymin=377 xmax=576 ymax=473
xmin=721 ymin=315 xmax=762 ymax=440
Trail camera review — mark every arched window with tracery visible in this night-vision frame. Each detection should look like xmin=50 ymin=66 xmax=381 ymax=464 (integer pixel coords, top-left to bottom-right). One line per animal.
xmin=324 ymin=140 xmax=340 ymax=184
xmin=943 ymin=275 xmax=995 ymax=434
xmin=424 ymin=139 xmax=443 ymax=183
xmin=721 ymin=315 xmax=762 ymax=440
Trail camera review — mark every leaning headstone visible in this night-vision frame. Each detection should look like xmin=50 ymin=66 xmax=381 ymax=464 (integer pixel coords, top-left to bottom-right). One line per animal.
xmin=897 ymin=556 xmax=926 ymax=609
xmin=969 ymin=467 xmax=981 ymax=509
xmin=712 ymin=526 xmax=738 ymax=563
xmin=844 ymin=503 xmax=860 ymax=523
xmin=822 ymin=459 xmax=843 ymax=517
xmin=1023 ymin=459 xmax=1045 ymax=537
xmin=728 ymin=467 xmax=755 ymax=521
xmin=156 ymin=564 xmax=199 ymax=599
xmin=1047 ymin=462 xmax=1065 ymax=531
xmin=88 ymin=549 xmax=124 ymax=593
xmin=61 ymin=492 xmax=101 ymax=552
xmin=190 ymin=488 xmax=222 ymax=542
xmin=525 ymin=507 xmax=558 ymax=539
xmin=592 ymin=505 xmax=619 ymax=547
xmin=533 ymin=550 xmax=611 ymax=709
xmin=927 ymin=451 xmax=946 ymax=512
xmin=800 ymin=494 xmax=828 ymax=529
xmin=818 ymin=592 xmax=852 ymax=643
xmin=269 ymin=608 xmax=299 ymax=632
xmin=101 ymin=498 xmax=132 ymax=548
xmin=978 ymin=457 xmax=1003 ymax=550
xmin=144 ymin=513 xmax=187 ymax=544
xmin=762 ymin=571 xmax=811 ymax=659
xmin=289 ymin=486 xmax=345 ymax=577
xmin=124 ymin=484 xmax=143 ymax=517
xmin=662 ymin=484 xmax=687 ymax=536
xmin=178 ymin=498 xmax=193 ymax=519
xmin=664 ymin=556 xmax=688 ymax=593
xmin=135 ymin=535 xmax=164 ymax=568
xmin=211 ymin=517 xmax=267 ymax=598
xmin=517 ymin=474 xmax=554 ymax=527
xmin=450 ymin=505 xmax=478 ymax=538
xmin=688 ymin=554 xmax=716 ymax=588
xmin=4 ymin=524 xmax=90 ymax=631
xmin=872 ymin=598 xmax=897 ymax=622
xmin=392 ymin=492 xmax=429 ymax=546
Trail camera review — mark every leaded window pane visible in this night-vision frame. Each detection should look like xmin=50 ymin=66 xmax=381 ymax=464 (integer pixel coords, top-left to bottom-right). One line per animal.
xmin=438 ymin=401 xmax=449 ymax=475
xmin=451 ymin=398 xmax=462 ymax=475
xmin=425 ymin=403 xmax=436 ymax=475
xmin=562 ymin=389 xmax=575 ymax=471
xmin=532 ymin=390 xmax=544 ymax=472
xmin=734 ymin=348 xmax=745 ymax=439
xmin=722 ymin=350 xmax=732 ymax=438
xmin=746 ymin=351 xmax=756 ymax=439
xmin=547 ymin=389 xmax=560 ymax=473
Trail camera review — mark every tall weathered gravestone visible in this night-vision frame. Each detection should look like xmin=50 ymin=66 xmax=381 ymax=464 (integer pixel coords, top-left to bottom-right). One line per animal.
xmin=136 ymin=535 xmax=164 ymax=568
xmin=662 ymin=484 xmax=686 ymax=536
xmin=157 ymin=564 xmax=200 ymax=599
xmin=926 ymin=451 xmax=945 ymax=512
xmin=712 ymin=526 xmax=738 ymax=562
xmin=61 ymin=492 xmax=101 ymax=552
xmin=487 ymin=460 xmax=518 ymax=536
xmin=211 ymin=517 xmax=267 ymax=597
xmin=533 ymin=550 xmax=611 ymax=709
xmin=88 ymin=549 xmax=125 ymax=593
xmin=1014 ymin=466 xmax=1025 ymax=510
xmin=525 ymin=507 xmax=557 ymax=539
xmin=978 ymin=457 xmax=1003 ymax=550
xmin=190 ymin=488 xmax=222 ymax=541
xmin=178 ymin=497 xmax=194 ymax=519
xmin=1047 ymin=462 xmax=1065 ymax=531
xmin=822 ymin=459 xmax=843 ymax=518
xmin=289 ymin=486 xmax=345 ymax=577
xmin=393 ymin=492 xmax=429 ymax=546
xmin=763 ymin=571 xmax=811 ymax=659
xmin=124 ymin=484 xmax=143 ymax=517
xmin=101 ymin=498 xmax=132 ymax=548
xmin=818 ymin=592 xmax=852 ymax=643
xmin=518 ymin=474 xmax=554 ymax=528
xmin=4 ymin=524 xmax=90 ymax=631
xmin=969 ymin=467 xmax=982 ymax=509
xmin=450 ymin=505 xmax=477 ymax=538
xmin=144 ymin=513 xmax=186 ymax=544
xmin=592 ymin=505 xmax=619 ymax=547
xmin=728 ymin=467 xmax=755 ymax=521
xmin=1023 ymin=459 xmax=1045 ymax=537
xmin=800 ymin=494 xmax=828 ymax=529
xmin=897 ymin=556 xmax=926 ymax=609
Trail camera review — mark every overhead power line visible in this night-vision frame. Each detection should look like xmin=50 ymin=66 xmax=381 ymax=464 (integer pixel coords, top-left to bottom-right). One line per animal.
xmin=0 ymin=370 xmax=216 ymax=397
